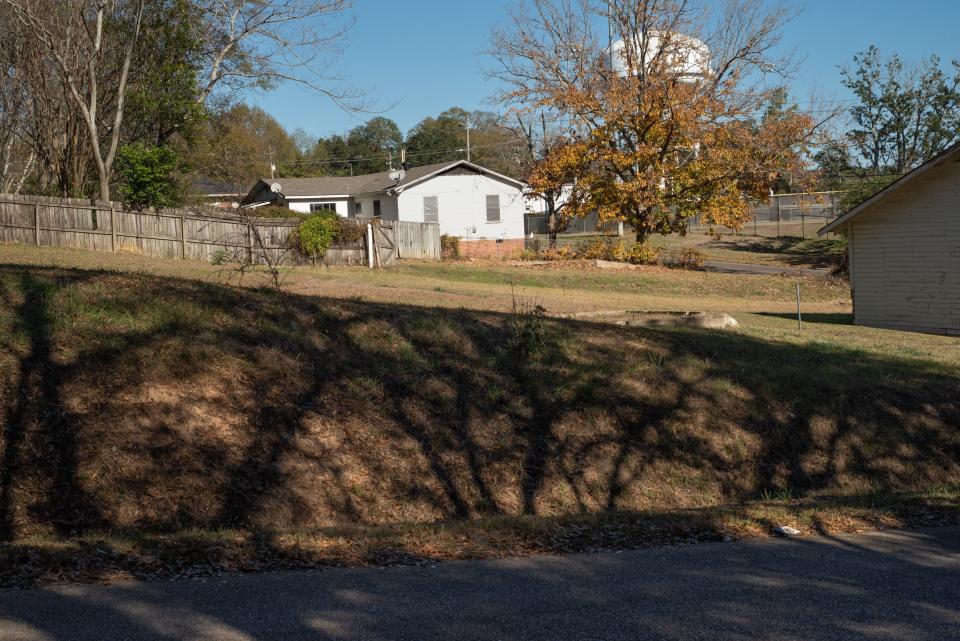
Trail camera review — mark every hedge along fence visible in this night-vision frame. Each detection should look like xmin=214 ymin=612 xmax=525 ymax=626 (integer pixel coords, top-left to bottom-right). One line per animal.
xmin=0 ymin=193 xmax=407 ymax=267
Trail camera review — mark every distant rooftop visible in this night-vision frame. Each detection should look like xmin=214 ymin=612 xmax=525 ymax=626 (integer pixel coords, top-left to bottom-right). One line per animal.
xmin=252 ymin=161 xmax=524 ymax=199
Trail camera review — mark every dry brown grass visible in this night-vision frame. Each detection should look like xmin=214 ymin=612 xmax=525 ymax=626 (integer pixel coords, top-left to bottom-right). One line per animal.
xmin=0 ymin=251 xmax=958 ymax=587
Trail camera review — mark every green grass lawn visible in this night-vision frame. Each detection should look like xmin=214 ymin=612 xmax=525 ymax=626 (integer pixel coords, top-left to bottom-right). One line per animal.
xmin=649 ymin=233 xmax=847 ymax=269
xmin=0 ymin=245 xmax=957 ymax=587
xmin=533 ymin=227 xmax=846 ymax=269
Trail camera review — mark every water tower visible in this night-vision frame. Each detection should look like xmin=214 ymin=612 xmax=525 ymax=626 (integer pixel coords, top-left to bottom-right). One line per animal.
xmin=609 ymin=30 xmax=711 ymax=82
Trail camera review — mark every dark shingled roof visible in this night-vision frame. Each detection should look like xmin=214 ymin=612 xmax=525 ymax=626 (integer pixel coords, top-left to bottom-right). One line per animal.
xmin=261 ymin=162 xmax=468 ymax=198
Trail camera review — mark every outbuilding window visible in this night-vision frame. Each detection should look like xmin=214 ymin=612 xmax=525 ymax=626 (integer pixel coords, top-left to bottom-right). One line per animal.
xmin=486 ymin=195 xmax=501 ymax=223
xmin=374 ymin=200 xmax=382 ymax=217
xmin=310 ymin=203 xmax=337 ymax=213
xmin=423 ymin=196 xmax=439 ymax=223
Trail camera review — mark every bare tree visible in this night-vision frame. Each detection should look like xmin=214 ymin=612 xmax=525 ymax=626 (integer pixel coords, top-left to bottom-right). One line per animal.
xmin=213 ymin=211 xmax=295 ymax=289
xmin=1 ymin=0 xmax=146 ymax=201
xmin=1 ymin=9 xmax=99 ymax=196
xmin=192 ymin=0 xmax=364 ymax=109
xmin=514 ymin=112 xmax=571 ymax=246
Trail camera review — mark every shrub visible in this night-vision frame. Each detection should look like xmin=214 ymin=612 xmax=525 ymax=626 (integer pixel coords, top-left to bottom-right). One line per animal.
xmin=210 ymin=249 xmax=233 ymax=266
xmin=627 ymin=242 xmax=659 ymax=265
xmin=507 ymin=298 xmax=548 ymax=358
xmin=294 ymin=212 xmax=339 ymax=257
xmin=333 ymin=218 xmax=365 ymax=245
xmin=578 ymin=237 xmax=609 ymax=259
xmin=539 ymin=245 xmax=576 ymax=261
xmin=677 ymin=247 xmax=707 ymax=270
xmin=608 ymin=239 xmax=628 ymax=262
xmin=441 ymin=234 xmax=461 ymax=260
xmin=519 ymin=249 xmax=536 ymax=260
xmin=116 ymin=143 xmax=182 ymax=209
xmin=245 ymin=205 xmax=304 ymax=219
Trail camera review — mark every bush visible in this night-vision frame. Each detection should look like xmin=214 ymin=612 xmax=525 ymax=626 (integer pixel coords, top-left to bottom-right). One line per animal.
xmin=116 ymin=143 xmax=182 ymax=209
xmin=577 ymin=237 xmax=626 ymax=261
xmin=245 ymin=205 xmax=305 ymax=219
xmin=294 ymin=212 xmax=339 ymax=257
xmin=333 ymin=218 xmax=365 ymax=245
xmin=578 ymin=237 xmax=609 ymax=259
xmin=608 ymin=240 xmax=628 ymax=262
xmin=677 ymin=247 xmax=707 ymax=270
xmin=210 ymin=249 xmax=233 ymax=266
xmin=627 ymin=242 xmax=659 ymax=265
xmin=441 ymin=234 xmax=461 ymax=260
xmin=507 ymin=299 xmax=548 ymax=358
xmin=519 ymin=248 xmax=541 ymax=261
xmin=539 ymin=245 xmax=577 ymax=261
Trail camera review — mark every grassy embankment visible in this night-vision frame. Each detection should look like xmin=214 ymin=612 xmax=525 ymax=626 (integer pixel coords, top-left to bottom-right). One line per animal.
xmin=0 ymin=246 xmax=958 ymax=587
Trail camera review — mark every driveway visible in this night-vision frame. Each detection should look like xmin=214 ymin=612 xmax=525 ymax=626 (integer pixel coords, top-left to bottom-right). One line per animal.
xmin=704 ymin=260 xmax=832 ymax=277
xmin=1 ymin=527 xmax=958 ymax=640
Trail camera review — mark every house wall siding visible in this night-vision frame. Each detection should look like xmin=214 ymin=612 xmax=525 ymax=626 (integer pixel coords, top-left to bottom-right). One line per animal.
xmin=396 ymin=174 xmax=526 ymax=240
xmin=286 ymin=197 xmax=352 ymax=217
xmin=353 ymin=195 xmax=398 ymax=220
xmin=850 ymin=159 xmax=960 ymax=334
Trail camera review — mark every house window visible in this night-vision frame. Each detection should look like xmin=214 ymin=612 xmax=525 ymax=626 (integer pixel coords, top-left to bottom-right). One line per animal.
xmin=310 ymin=203 xmax=337 ymax=213
xmin=373 ymin=200 xmax=382 ymax=217
xmin=423 ymin=196 xmax=438 ymax=223
xmin=354 ymin=202 xmax=363 ymax=216
xmin=486 ymin=195 xmax=501 ymax=223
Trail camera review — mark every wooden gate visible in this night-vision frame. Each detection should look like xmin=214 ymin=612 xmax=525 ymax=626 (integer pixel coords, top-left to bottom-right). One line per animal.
xmin=372 ymin=222 xmax=398 ymax=267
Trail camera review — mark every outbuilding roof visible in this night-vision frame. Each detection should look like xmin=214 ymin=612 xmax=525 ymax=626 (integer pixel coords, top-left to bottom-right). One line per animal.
xmin=245 ymin=160 xmax=525 ymax=203
xmin=819 ymin=140 xmax=960 ymax=235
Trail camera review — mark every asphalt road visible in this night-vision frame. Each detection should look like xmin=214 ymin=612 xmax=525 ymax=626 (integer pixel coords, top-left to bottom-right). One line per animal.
xmin=1 ymin=527 xmax=959 ymax=641
xmin=704 ymin=260 xmax=831 ymax=277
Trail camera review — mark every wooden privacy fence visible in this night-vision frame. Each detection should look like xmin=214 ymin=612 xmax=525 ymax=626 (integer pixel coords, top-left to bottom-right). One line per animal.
xmin=392 ymin=220 xmax=441 ymax=260
xmin=0 ymin=193 xmax=441 ymax=266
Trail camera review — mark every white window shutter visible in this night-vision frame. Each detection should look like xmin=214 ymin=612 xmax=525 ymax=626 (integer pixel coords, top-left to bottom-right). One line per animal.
xmin=486 ymin=195 xmax=501 ymax=223
xmin=423 ymin=196 xmax=439 ymax=223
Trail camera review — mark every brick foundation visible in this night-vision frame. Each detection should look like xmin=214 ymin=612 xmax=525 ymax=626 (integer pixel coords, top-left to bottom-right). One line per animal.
xmin=457 ymin=238 xmax=526 ymax=259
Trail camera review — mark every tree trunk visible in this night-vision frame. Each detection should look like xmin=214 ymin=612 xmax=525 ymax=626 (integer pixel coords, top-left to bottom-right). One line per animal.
xmin=546 ymin=208 xmax=559 ymax=248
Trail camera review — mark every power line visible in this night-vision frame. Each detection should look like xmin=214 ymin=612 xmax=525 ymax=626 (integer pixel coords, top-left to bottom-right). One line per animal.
xmin=274 ymin=138 xmax=527 ymax=168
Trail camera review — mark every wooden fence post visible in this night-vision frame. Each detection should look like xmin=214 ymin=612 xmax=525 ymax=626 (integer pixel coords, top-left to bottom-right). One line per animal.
xmin=110 ymin=206 xmax=117 ymax=252
xmin=179 ymin=215 xmax=187 ymax=259
xmin=34 ymin=202 xmax=40 ymax=246
xmin=776 ymin=196 xmax=782 ymax=237
xmin=247 ymin=222 xmax=253 ymax=264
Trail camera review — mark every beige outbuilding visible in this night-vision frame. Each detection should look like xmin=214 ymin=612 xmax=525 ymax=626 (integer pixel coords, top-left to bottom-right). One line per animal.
xmin=820 ymin=142 xmax=960 ymax=335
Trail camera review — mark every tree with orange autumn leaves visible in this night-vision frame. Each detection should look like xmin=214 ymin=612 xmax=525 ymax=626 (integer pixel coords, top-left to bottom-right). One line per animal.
xmin=488 ymin=0 xmax=832 ymax=242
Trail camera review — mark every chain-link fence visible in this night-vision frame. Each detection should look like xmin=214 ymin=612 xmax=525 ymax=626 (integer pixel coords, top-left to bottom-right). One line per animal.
xmin=524 ymin=191 xmax=847 ymax=242
xmin=687 ymin=191 xmax=846 ymax=238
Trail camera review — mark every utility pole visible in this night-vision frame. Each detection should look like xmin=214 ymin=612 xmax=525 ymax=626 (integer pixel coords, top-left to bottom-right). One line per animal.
xmin=465 ymin=119 xmax=471 ymax=162
xmin=268 ymin=148 xmax=276 ymax=180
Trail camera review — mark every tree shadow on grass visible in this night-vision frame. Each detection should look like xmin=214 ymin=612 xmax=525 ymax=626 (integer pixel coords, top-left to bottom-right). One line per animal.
xmin=0 ymin=271 xmax=104 ymax=541
xmin=709 ymin=237 xmax=844 ymax=269
xmin=757 ymin=312 xmax=854 ymax=326
xmin=0 ymin=263 xmax=957 ymax=555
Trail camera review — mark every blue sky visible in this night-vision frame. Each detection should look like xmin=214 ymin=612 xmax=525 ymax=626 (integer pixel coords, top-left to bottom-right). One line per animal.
xmin=251 ymin=0 xmax=960 ymax=139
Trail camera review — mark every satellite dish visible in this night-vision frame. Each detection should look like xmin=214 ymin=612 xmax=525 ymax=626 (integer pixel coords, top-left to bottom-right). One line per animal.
xmin=388 ymin=170 xmax=406 ymax=182
xmin=270 ymin=182 xmax=282 ymax=193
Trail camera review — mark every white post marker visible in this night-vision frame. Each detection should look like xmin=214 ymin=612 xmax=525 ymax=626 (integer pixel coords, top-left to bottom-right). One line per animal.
xmin=796 ymin=282 xmax=802 ymax=332
xmin=366 ymin=223 xmax=374 ymax=268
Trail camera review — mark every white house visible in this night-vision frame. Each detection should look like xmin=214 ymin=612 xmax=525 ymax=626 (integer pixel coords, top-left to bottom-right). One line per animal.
xmin=242 ymin=160 xmax=532 ymax=257
xmin=819 ymin=141 xmax=960 ymax=335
